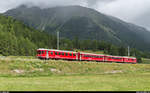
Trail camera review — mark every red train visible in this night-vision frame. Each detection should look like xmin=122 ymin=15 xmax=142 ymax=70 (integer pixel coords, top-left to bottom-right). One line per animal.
xmin=37 ymin=48 xmax=137 ymax=63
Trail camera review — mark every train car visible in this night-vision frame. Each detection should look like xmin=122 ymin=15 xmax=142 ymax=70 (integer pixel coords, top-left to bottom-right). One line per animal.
xmin=104 ymin=55 xmax=124 ymax=63
xmin=37 ymin=48 xmax=78 ymax=60
xmin=80 ymin=52 xmax=105 ymax=62
xmin=123 ymin=57 xmax=137 ymax=63
xmin=52 ymin=49 xmax=77 ymax=60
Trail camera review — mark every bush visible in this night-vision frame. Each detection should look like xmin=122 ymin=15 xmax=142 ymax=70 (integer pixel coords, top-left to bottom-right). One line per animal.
xmin=136 ymin=55 xmax=142 ymax=63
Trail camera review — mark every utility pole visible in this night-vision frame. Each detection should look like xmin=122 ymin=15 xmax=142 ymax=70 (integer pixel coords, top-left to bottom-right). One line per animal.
xmin=56 ymin=21 xmax=66 ymax=50
xmin=128 ymin=46 xmax=130 ymax=56
xmin=57 ymin=31 xmax=59 ymax=50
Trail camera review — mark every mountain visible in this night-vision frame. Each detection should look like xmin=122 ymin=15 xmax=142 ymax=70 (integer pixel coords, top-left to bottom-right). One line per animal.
xmin=4 ymin=5 xmax=150 ymax=51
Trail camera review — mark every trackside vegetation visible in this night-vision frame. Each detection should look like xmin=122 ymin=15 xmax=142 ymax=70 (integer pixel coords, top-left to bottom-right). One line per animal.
xmin=0 ymin=56 xmax=150 ymax=91
xmin=0 ymin=56 xmax=149 ymax=77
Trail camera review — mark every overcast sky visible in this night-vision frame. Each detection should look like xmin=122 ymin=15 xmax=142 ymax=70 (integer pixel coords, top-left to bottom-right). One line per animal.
xmin=0 ymin=0 xmax=150 ymax=30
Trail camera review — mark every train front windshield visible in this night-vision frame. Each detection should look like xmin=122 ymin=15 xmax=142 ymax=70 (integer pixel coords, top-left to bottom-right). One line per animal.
xmin=37 ymin=50 xmax=41 ymax=54
xmin=37 ymin=50 xmax=46 ymax=55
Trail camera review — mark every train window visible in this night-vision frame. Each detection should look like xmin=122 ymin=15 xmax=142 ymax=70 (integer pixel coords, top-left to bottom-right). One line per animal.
xmin=116 ymin=58 xmax=121 ymax=59
xmin=108 ymin=57 xmax=112 ymax=59
xmin=66 ymin=53 xmax=68 ymax=56
xmin=73 ymin=54 xmax=76 ymax=56
xmin=70 ymin=53 xmax=72 ymax=56
xmin=62 ymin=52 xmax=64 ymax=56
xmin=38 ymin=51 xmax=41 ymax=54
xmin=51 ymin=52 xmax=53 ymax=55
xmin=130 ymin=59 xmax=134 ymax=61
xmin=99 ymin=56 xmax=103 ymax=58
xmin=42 ymin=51 xmax=45 ymax=54
xmin=55 ymin=52 xmax=57 ymax=55
xmin=84 ymin=55 xmax=89 ymax=57
xmin=59 ymin=52 xmax=61 ymax=55
xmin=108 ymin=57 xmax=121 ymax=59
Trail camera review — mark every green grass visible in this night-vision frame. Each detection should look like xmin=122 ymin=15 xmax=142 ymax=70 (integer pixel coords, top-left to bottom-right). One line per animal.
xmin=0 ymin=74 xmax=150 ymax=91
xmin=0 ymin=56 xmax=150 ymax=91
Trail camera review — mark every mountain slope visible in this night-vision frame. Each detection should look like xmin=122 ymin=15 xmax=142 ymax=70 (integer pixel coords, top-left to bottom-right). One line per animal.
xmin=0 ymin=14 xmax=57 ymax=56
xmin=4 ymin=5 xmax=150 ymax=51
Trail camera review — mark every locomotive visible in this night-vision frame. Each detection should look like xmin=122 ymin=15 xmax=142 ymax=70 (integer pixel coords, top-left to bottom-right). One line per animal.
xmin=37 ymin=48 xmax=137 ymax=63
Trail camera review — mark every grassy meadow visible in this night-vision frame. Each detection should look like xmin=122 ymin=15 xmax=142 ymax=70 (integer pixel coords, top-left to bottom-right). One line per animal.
xmin=0 ymin=56 xmax=150 ymax=91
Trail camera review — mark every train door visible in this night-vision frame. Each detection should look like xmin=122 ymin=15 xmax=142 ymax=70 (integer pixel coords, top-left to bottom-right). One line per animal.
xmin=103 ymin=55 xmax=106 ymax=62
xmin=78 ymin=52 xmax=81 ymax=61
xmin=46 ymin=50 xmax=49 ymax=59
xmin=76 ymin=53 xmax=78 ymax=60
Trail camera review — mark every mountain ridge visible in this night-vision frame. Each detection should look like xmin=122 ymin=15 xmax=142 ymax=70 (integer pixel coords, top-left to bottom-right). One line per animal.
xmin=4 ymin=5 xmax=150 ymax=51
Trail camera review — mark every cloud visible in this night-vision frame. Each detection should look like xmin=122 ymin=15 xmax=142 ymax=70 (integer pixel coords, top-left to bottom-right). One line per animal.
xmin=94 ymin=0 xmax=150 ymax=30
xmin=0 ymin=0 xmax=150 ymax=30
xmin=0 ymin=0 xmax=86 ymax=12
xmin=95 ymin=0 xmax=150 ymax=22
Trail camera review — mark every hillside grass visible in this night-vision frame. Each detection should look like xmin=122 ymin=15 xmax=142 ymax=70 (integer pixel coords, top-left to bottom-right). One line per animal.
xmin=0 ymin=56 xmax=150 ymax=91
xmin=0 ymin=56 xmax=150 ymax=77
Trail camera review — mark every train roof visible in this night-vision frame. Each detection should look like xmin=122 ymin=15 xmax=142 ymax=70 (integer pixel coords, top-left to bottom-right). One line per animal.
xmin=80 ymin=53 xmax=136 ymax=59
xmin=105 ymin=55 xmax=136 ymax=59
xmin=37 ymin=48 xmax=77 ymax=53
xmin=80 ymin=52 xmax=105 ymax=56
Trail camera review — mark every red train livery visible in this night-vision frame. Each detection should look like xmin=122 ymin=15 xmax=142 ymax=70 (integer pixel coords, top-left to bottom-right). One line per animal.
xmin=37 ymin=48 xmax=137 ymax=63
